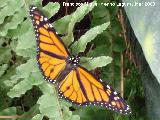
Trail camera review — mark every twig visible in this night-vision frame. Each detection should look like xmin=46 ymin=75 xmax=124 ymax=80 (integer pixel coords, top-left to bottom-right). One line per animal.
xmin=0 ymin=114 xmax=34 ymax=119
xmin=118 ymin=9 xmax=127 ymax=97
xmin=118 ymin=9 xmax=137 ymax=67
xmin=120 ymin=53 xmax=124 ymax=98
xmin=0 ymin=116 xmax=21 ymax=119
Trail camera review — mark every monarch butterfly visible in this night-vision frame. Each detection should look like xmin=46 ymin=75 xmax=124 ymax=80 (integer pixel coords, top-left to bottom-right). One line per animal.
xmin=29 ymin=5 xmax=131 ymax=115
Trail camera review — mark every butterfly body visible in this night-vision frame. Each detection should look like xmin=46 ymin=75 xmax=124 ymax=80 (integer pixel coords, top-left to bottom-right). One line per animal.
xmin=29 ymin=5 xmax=131 ymax=115
xmin=55 ymin=56 xmax=80 ymax=82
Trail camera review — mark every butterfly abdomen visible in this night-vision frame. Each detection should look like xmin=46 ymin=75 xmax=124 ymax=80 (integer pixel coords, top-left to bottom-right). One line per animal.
xmin=57 ymin=56 xmax=80 ymax=82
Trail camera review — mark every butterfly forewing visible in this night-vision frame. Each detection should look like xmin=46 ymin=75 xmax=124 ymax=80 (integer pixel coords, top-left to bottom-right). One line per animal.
xmin=29 ymin=6 xmax=69 ymax=83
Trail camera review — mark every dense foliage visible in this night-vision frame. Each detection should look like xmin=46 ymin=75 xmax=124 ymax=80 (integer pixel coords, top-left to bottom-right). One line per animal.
xmin=0 ymin=0 xmax=145 ymax=120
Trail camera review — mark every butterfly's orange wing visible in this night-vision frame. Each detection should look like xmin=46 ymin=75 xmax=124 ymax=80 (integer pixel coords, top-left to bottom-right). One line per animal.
xmin=29 ymin=5 xmax=131 ymax=115
xmin=58 ymin=66 xmax=131 ymax=114
xmin=29 ymin=6 xmax=70 ymax=83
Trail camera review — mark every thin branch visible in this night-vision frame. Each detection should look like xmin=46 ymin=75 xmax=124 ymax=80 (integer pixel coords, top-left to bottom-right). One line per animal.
xmin=118 ymin=9 xmax=127 ymax=97
xmin=0 ymin=116 xmax=21 ymax=119
xmin=118 ymin=9 xmax=126 ymax=97
xmin=0 ymin=114 xmax=34 ymax=119
xmin=120 ymin=53 xmax=124 ymax=98
xmin=118 ymin=9 xmax=137 ymax=67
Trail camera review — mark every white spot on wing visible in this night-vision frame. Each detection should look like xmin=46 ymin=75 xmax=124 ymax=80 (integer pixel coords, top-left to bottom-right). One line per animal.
xmin=32 ymin=7 xmax=37 ymax=10
xmin=49 ymin=24 xmax=53 ymax=27
xmin=44 ymin=18 xmax=47 ymax=21
xmin=107 ymin=85 xmax=110 ymax=89
xmin=114 ymin=91 xmax=117 ymax=95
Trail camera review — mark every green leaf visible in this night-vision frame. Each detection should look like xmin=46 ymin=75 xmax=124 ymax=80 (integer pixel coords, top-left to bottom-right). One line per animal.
xmin=0 ymin=107 xmax=16 ymax=120
xmin=53 ymin=15 xmax=71 ymax=34
xmin=0 ymin=0 xmax=24 ymax=24
xmin=91 ymin=4 xmax=110 ymax=26
xmin=7 ymin=59 xmax=43 ymax=98
xmin=16 ymin=48 xmax=36 ymax=58
xmin=37 ymin=93 xmax=64 ymax=120
xmin=0 ymin=37 xmax=5 ymax=46
xmin=1 ymin=66 xmax=16 ymax=87
xmin=0 ymin=8 xmax=26 ymax=36
xmin=43 ymin=2 xmax=60 ymax=18
xmin=110 ymin=18 xmax=122 ymax=36
xmin=71 ymin=22 xmax=110 ymax=55
xmin=62 ymin=105 xmax=80 ymax=120
xmin=80 ymin=56 xmax=112 ymax=71
xmin=76 ymin=108 xmax=113 ymax=120
xmin=15 ymin=19 xmax=35 ymax=53
xmin=16 ymin=29 xmax=35 ymax=50
xmin=113 ymin=37 xmax=126 ymax=52
xmin=65 ymin=1 xmax=97 ymax=46
xmin=38 ymin=82 xmax=54 ymax=94
xmin=18 ymin=105 xmax=40 ymax=120
xmin=69 ymin=115 xmax=80 ymax=120
xmin=8 ymin=20 xmax=31 ymax=39
xmin=0 ymin=64 xmax=8 ymax=77
xmin=7 ymin=71 xmax=43 ymax=98
xmin=0 ymin=47 xmax=12 ymax=64
xmin=0 ymin=0 xmax=9 ymax=8
xmin=31 ymin=114 xmax=43 ymax=120
xmin=87 ymin=45 xmax=111 ymax=57
xmin=11 ymin=59 xmax=38 ymax=79
xmin=38 ymin=92 xmax=80 ymax=120
xmin=27 ymin=0 xmax=41 ymax=6
xmin=13 ymin=18 xmax=35 ymax=58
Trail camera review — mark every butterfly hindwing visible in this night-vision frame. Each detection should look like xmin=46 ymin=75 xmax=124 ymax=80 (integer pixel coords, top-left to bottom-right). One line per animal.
xmin=29 ymin=6 xmax=70 ymax=83
xmin=58 ymin=66 xmax=131 ymax=114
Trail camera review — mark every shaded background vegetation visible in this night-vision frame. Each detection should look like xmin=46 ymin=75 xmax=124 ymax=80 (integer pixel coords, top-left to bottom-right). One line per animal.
xmin=0 ymin=0 xmax=148 ymax=120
